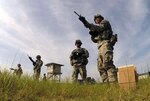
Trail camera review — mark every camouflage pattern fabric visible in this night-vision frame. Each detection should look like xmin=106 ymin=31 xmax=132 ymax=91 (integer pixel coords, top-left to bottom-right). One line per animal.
xmin=89 ymin=19 xmax=117 ymax=82
xmin=33 ymin=59 xmax=43 ymax=80
xmin=72 ymin=65 xmax=87 ymax=81
xmin=13 ymin=67 xmax=23 ymax=78
xmin=17 ymin=67 xmax=23 ymax=78
xmin=70 ymin=48 xmax=89 ymax=82
xmin=97 ymin=41 xmax=117 ymax=82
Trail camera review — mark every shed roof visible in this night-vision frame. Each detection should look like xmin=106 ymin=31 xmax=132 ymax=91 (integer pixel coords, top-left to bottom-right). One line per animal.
xmin=45 ymin=62 xmax=64 ymax=67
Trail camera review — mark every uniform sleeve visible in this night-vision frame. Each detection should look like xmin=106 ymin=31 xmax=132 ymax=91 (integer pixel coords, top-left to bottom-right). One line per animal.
xmin=89 ymin=20 xmax=108 ymax=32
xmin=70 ymin=50 xmax=76 ymax=66
xmin=82 ymin=48 xmax=89 ymax=58
xmin=35 ymin=60 xmax=43 ymax=69
xmin=70 ymin=49 xmax=76 ymax=60
xmin=39 ymin=60 xmax=43 ymax=67
xmin=69 ymin=52 xmax=73 ymax=59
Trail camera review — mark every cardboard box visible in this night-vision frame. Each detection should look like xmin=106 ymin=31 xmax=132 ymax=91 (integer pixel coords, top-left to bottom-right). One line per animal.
xmin=118 ymin=65 xmax=138 ymax=90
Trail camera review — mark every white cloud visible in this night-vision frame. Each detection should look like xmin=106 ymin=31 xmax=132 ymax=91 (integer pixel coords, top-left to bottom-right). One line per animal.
xmin=127 ymin=0 xmax=149 ymax=22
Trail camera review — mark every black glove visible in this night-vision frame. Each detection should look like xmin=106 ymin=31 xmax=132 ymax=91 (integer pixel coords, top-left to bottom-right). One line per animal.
xmin=79 ymin=16 xmax=87 ymax=24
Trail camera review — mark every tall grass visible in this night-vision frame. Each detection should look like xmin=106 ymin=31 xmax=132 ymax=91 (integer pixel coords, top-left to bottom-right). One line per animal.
xmin=0 ymin=71 xmax=150 ymax=101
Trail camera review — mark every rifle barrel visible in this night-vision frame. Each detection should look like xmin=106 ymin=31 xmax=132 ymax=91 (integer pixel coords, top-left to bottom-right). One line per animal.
xmin=74 ymin=11 xmax=80 ymax=17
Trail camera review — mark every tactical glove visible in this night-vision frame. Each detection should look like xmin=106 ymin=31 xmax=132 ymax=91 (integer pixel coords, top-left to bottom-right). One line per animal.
xmin=79 ymin=16 xmax=91 ymax=28
xmin=79 ymin=16 xmax=86 ymax=24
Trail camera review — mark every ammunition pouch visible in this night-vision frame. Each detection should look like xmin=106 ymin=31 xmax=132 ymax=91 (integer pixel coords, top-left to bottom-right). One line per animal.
xmin=71 ymin=58 xmax=88 ymax=66
xmin=110 ymin=34 xmax=118 ymax=46
xmin=71 ymin=48 xmax=88 ymax=66
xmin=73 ymin=52 xmax=82 ymax=59
xmin=82 ymin=58 xmax=88 ymax=65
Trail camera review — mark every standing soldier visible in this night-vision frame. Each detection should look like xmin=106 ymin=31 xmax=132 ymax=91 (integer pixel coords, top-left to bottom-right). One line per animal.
xmin=77 ymin=13 xmax=118 ymax=83
xmin=10 ymin=64 xmax=23 ymax=78
xmin=28 ymin=55 xmax=43 ymax=80
xmin=70 ymin=40 xmax=89 ymax=82
xmin=43 ymin=73 xmax=47 ymax=81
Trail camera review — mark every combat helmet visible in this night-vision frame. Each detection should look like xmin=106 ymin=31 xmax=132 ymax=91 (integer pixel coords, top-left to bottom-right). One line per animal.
xmin=17 ymin=64 xmax=21 ymax=67
xmin=94 ymin=14 xmax=104 ymax=22
xmin=36 ymin=55 xmax=41 ymax=59
xmin=75 ymin=39 xmax=82 ymax=45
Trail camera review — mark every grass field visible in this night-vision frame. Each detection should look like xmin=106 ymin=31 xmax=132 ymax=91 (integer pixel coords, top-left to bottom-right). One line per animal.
xmin=0 ymin=71 xmax=150 ymax=101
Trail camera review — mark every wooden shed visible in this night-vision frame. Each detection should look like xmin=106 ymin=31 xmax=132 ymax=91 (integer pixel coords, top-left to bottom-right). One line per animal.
xmin=45 ymin=63 xmax=64 ymax=82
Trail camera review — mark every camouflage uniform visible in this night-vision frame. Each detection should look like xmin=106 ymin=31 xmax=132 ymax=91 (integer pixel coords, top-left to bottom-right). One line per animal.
xmin=13 ymin=64 xmax=23 ymax=78
xmin=43 ymin=73 xmax=46 ymax=81
xmin=33 ymin=55 xmax=43 ymax=80
xmin=87 ymin=14 xmax=117 ymax=82
xmin=16 ymin=67 xmax=23 ymax=78
xmin=70 ymin=40 xmax=89 ymax=82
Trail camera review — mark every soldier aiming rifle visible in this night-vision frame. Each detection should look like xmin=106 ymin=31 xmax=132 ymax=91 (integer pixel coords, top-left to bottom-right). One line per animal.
xmin=74 ymin=11 xmax=118 ymax=83
xmin=28 ymin=55 xmax=36 ymax=66
xmin=28 ymin=55 xmax=43 ymax=80
xmin=10 ymin=64 xmax=23 ymax=78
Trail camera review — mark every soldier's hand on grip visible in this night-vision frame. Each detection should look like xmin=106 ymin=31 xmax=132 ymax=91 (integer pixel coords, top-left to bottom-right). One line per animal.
xmin=79 ymin=16 xmax=86 ymax=24
xmin=28 ymin=56 xmax=32 ymax=60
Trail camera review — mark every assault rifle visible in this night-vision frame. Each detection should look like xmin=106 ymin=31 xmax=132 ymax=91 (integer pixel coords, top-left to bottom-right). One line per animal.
xmin=74 ymin=11 xmax=118 ymax=45
xmin=27 ymin=55 xmax=36 ymax=66
xmin=74 ymin=11 xmax=88 ymax=26
xmin=74 ymin=11 xmax=98 ymax=37
xmin=10 ymin=68 xmax=16 ymax=70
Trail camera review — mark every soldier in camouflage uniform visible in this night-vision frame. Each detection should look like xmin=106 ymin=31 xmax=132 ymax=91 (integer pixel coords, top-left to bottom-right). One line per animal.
xmin=28 ymin=55 xmax=43 ymax=80
xmin=79 ymin=14 xmax=118 ymax=82
xmin=10 ymin=64 xmax=23 ymax=78
xmin=43 ymin=73 xmax=46 ymax=81
xmin=16 ymin=64 xmax=23 ymax=78
xmin=70 ymin=40 xmax=89 ymax=82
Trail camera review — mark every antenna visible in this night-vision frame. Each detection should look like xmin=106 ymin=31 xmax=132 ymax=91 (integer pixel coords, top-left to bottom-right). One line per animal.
xmin=10 ymin=49 xmax=20 ymax=68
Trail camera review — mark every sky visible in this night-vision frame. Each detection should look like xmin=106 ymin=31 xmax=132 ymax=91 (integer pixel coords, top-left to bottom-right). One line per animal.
xmin=0 ymin=0 xmax=150 ymax=81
